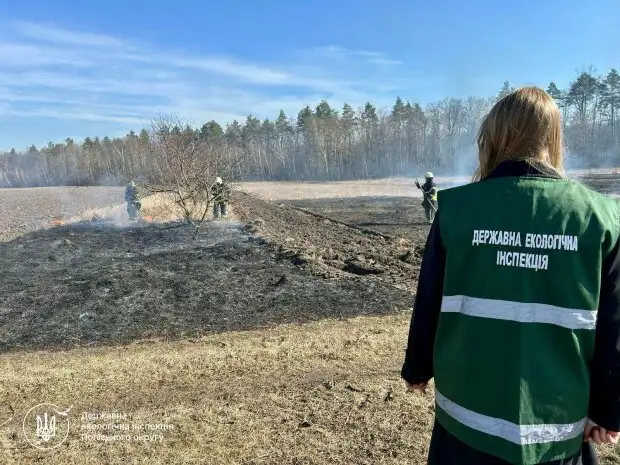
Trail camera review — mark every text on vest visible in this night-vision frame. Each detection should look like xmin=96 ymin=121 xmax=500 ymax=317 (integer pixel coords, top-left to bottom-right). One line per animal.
xmin=471 ymin=230 xmax=579 ymax=271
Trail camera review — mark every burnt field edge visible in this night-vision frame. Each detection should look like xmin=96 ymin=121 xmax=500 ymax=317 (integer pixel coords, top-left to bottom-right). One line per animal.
xmin=0 ymin=199 xmax=414 ymax=355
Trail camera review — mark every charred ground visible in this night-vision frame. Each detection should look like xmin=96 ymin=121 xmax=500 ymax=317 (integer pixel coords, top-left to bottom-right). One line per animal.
xmin=0 ymin=188 xmax=431 ymax=353
xmin=0 ymin=174 xmax=615 ymax=354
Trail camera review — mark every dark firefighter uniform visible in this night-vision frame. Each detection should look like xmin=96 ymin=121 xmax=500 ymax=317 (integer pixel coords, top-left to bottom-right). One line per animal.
xmin=419 ymin=173 xmax=438 ymax=224
xmin=124 ymin=182 xmax=141 ymax=220
xmin=402 ymin=160 xmax=620 ymax=465
xmin=211 ymin=178 xmax=230 ymax=218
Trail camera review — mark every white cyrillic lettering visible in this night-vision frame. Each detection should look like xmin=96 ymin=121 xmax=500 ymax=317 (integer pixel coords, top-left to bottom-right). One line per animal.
xmin=571 ymin=235 xmax=578 ymax=251
xmin=534 ymin=234 xmax=542 ymax=248
xmin=540 ymin=255 xmax=549 ymax=270
xmin=472 ymin=230 xmax=480 ymax=246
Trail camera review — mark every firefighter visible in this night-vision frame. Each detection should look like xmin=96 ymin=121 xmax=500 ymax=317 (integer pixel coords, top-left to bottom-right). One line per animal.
xmin=415 ymin=172 xmax=438 ymax=224
xmin=211 ymin=177 xmax=230 ymax=219
xmin=124 ymin=180 xmax=141 ymax=220
xmin=402 ymin=87 xmax=620 ymax=464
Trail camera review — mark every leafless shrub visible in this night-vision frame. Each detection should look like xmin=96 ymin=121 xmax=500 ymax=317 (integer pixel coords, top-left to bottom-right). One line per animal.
xmin=143 ymin=115 xmax=245 ymax=237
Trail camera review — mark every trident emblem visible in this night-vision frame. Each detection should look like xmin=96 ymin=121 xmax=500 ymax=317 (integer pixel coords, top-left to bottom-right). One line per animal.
xmin=23 ymin=403 xmax=72 ymax=450
xmin=36 ymin=412 xmax=56 ymax=442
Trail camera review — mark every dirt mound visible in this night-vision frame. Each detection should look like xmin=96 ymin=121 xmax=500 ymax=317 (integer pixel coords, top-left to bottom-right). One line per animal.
xmin=231 ymin=192 xmax=424 ymax=291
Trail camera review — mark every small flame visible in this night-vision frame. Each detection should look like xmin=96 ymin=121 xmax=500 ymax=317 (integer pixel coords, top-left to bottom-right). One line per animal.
xmin=143 ymin=216 xmax=153 ymax=222
xmin=51 ymin=218 xmax=64 ymax=226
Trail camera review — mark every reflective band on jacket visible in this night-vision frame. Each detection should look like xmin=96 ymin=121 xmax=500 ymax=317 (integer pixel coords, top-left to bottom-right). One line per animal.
xmin=441 ymin=295 xmax=597 ymax=330
xmin=435 ymin=389 xmax=587 ymax=445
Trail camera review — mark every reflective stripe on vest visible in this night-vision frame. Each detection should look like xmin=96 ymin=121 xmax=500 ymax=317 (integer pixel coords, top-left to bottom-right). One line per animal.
xmin=436 ymin=388 xmax=587 ymax=445
xmin=441 ymin=295 xmax=597 ymax=330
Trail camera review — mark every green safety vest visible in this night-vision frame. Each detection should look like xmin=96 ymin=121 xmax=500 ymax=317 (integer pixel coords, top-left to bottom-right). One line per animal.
xmin=435 ymin=176 xmax=620 ymax=465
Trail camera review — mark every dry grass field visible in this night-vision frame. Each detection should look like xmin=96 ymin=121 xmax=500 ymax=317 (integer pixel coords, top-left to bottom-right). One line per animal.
xmin=0 ymin=186 xmax=124 ymax=242
xmin=240 ymin=178 xmax=427 ymax=201
xmin=0 ymin=314 xmax=435 ymax=465
xmin=0 ymin=177 xmax=618 ymax=464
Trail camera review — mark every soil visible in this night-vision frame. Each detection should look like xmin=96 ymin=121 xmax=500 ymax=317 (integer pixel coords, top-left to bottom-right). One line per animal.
xmin=232 ymin=192 xmax=428 ymax=290
xmin=281 ymin=195 xmax=429 ymax=239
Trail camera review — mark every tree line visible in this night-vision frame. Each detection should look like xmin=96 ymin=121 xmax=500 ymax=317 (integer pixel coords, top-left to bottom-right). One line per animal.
xmin=1 ymin=67 xmax=619 ymax=187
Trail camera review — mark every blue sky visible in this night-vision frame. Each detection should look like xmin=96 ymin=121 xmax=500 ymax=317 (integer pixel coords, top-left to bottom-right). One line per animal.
xmin=0 ymin=0 xmax=618 ymax=150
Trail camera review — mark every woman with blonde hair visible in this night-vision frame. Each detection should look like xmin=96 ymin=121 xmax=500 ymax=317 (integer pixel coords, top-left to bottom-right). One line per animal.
xmin=401 ymin=87 xmax=620 ymax=465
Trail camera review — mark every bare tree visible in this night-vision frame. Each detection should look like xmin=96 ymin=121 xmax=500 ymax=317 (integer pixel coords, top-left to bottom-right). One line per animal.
xmin=145 ymin=115 xmax=245 ymax=238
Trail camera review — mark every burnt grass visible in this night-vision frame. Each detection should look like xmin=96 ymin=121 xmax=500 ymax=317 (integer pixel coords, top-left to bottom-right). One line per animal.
xmin=0 ymin=192 xmax=434 ymax=353
xmin=282 ymin=195 xmax=430 ymax=239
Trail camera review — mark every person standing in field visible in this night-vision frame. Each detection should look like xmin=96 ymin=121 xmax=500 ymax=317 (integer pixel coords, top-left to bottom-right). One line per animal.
xmin=401 ymin=87 xmax=620 ymax=465
xmin=416 ymin=172 xmax=439 ymax=224
xmin=124 ymin=180 xmax=141 ymax=221
xmin=211 ymin=177 xmax=230 ymax=219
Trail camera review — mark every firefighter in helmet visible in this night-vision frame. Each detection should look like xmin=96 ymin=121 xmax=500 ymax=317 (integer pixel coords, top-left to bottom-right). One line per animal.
xmin=211 ymin=177 xmax=230 ymax=219
xmin=415 ymin=172 xmax=438 ymax=224
xmin=125 ymin=180 xmax=141 ymax=221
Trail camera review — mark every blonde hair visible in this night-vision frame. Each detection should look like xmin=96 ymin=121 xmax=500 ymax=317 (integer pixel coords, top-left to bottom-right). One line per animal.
xmin=473 ymin=87 xmax=564 ymax=181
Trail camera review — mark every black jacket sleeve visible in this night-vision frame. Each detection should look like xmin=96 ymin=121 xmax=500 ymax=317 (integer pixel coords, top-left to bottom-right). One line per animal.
xmin=589 ymin=237 xmax=620 ymax=431
xmin=401 ymin=213 xmax=446 ymax=384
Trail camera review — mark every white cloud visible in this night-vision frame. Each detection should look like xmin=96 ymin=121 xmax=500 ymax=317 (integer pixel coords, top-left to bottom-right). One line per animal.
xmin=7 ymin=108 xmax=146 ymax=126
xmin=355 ymin=51 xmax=403 ymax=66
xmin=0 ymin=20 xmax=427 ymax=146
xmin=11 ymin=20 xmax=125 ymax=48
xmin=310 ymin=46 xmax=404 ymax=66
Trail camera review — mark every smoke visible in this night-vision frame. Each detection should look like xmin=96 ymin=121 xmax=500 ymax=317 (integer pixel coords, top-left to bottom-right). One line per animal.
xmin=453 ymin=145 xmax=478 ymax=181
xmin=563 ymin=150 xmax=590 ymax=173
xmin=96 ymin=172 xmax=123 ymax=187
xmin=52 ymin=185 xmax=125 ymax=229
